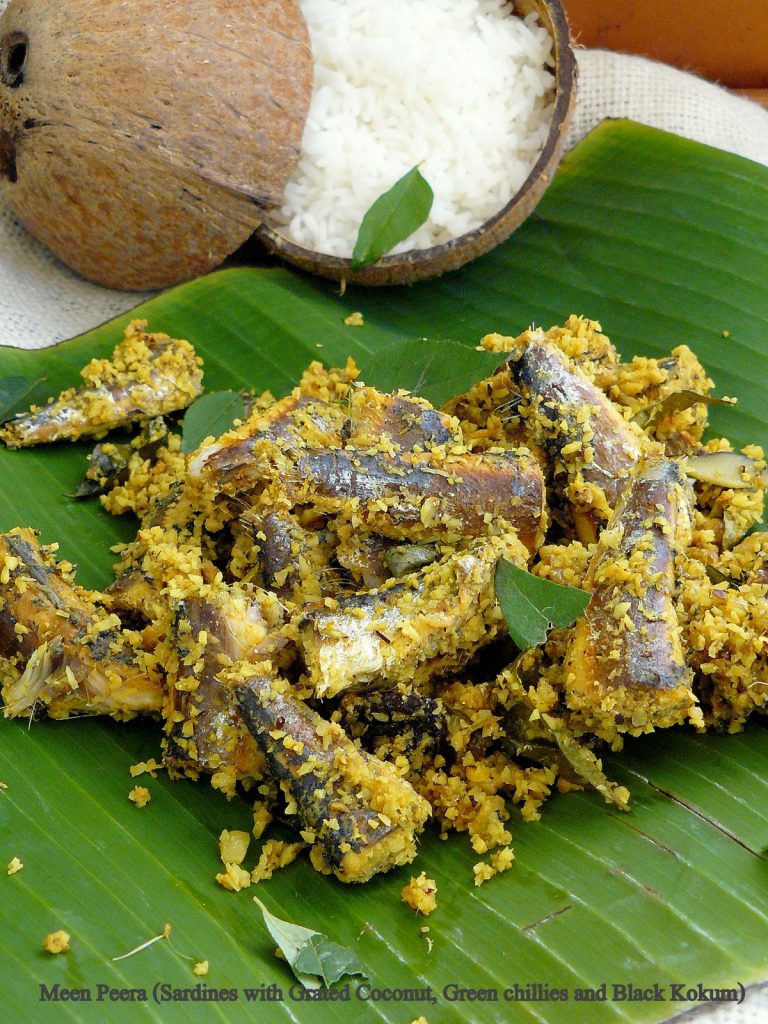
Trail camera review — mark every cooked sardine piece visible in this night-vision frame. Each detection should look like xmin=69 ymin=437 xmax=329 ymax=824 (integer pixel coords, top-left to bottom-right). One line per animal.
xmin=339 ymin=685 xmax=447 ymax=760
xmin=187 ymin=393 xmax=346 ymax=492
xmin=196 ymin=420 xmax=545 ymax=550
xmin=266 ymin=395 xmax=344 ymax=444
xmin=74 ymin=418 xmax=170 ymax=500
xmin=334 ymin=529 xmax=394 ymax=589
xmin=0 ymin=321 xmax=202 ymax=448
xmin=298 ymin=533 xmax=529 ymax=699
xmin=255 ymin=511 xmax=339 ymax=601
xmin=106 ymin=479 xmax=214 ymax=625
xmin=0 ymin=529 xmax=163 ymax=719
xmin=189 ymin=401 xmax=317 ymax=495
xmin=103 ymin=569 xmax=167 ymax=632
xmin=445 ymin=317 xmax=623 ymax=453
xmin=562 ymin=458 xmax=697 ymax=738
xmin=163 ymin=581 xmax=288 ymax=792
xmin=511 ymin=340 xmax=649 ymax=542
xmin=229 ymin=502 xmax=342 ymax=601
xmin=190 ymin=385 xmax=457 ymax=492
xmin=343 ymin=387 xmax=457 ymax=449
xmin=255 ymin=510 xmax=304 ymax=592
xmin=286 ymin=446 xmax=546 ymax=552
xmin=235 ymin=676 xmax=431 ymax=883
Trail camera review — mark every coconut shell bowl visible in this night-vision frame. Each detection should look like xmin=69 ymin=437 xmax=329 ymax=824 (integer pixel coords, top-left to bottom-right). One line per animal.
xmin=0 ymin=0 xmax=576 ymax=291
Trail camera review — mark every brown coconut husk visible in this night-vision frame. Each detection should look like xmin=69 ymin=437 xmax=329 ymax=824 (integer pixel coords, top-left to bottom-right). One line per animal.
xmin=0 ymin=0 xmax=312 ymax=290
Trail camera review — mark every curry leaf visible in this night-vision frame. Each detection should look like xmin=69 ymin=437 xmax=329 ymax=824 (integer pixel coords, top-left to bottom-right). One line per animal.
xmin=705 ymin=564 xmax=740 ymax=588
xmin=495 ymin=558 xmax=590 ymax=651
xmin=360 ymin=338 xmax=501 ymax=407
xmin=253 ymin=898 xmax=322 ymax=990
xmin=294 ymin=934 xmax=367 ymax=987
xmin=0 ymin=375 xmax=47 ymax=424
xmin=254 ymin=898 xmax=364 ymax=989
xmin=633 ymin=389 xmax=732 ymax=429
xmin=181 ymin=390 xmax=245 ymax=453
xmin=351 ymin=165 xmax=434 ymax=270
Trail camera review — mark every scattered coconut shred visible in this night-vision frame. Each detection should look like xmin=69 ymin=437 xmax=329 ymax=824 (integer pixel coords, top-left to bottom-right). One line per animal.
xmin=269 ymin=0 xmax=555 ymax=255
xmin=401 ymin=873 xmax=438 ymax=916
xmin=42 ymin=930 xmax=70 ymax=955
xmin=128 ymin=785 xmax=151 ymax=808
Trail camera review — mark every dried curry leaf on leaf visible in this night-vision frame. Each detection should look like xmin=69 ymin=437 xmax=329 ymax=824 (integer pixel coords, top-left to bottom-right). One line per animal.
xmin=254 ymin=898 xmax=365 ymax=990
xmin=542 ymin=716 xmax=630 ymax=811
xmin=361 ymin=339 xmax=501 ymax=408
xmin=293 ymin=934 xmax=367 ymax=988
xmin=351 ymin=165 xmax=434 ymax=270
xmin=0 ymin=376 xmax=48 ymax=425
xmin=495 ymin=558 xmax=590 ymax=651
xmin=181 ymin=391 xmax=246 ymax=454
xmin=705 ymin=565 xmax=739 ymax=587
xmin=633 ymin=389 xmax=731 ymax=429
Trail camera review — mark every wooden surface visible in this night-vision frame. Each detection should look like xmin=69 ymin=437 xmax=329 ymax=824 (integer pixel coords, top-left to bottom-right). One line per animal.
xmin=735 ymin=90 xmax=768 ymax=111
xmin=563 ymin=0 xmax=768 ymax=89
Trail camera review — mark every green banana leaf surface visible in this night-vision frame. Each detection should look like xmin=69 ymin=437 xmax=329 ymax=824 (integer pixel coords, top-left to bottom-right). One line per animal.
xmin=0 ymin=120 xmax=767 ymax=1023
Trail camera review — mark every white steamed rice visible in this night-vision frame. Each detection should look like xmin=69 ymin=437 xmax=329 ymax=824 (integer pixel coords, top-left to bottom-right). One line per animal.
xmin=268 ymin=0 xmax=556 ymax=258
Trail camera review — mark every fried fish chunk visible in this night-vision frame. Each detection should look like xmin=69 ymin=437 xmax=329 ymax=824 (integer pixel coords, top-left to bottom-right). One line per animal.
xmin=0 ymin=529 xmax=162 ymax=719
xmin=562 ymin=458 xmax=698 ymax=740
xmin=271 ymin=445 xmax=547 ymax=552
xmin=162 ymin=577 xmax=289 ymax=793
xmin=0 ymin=321 xmax=202 ymax=448
xmin=189 ymin=380 xmax=457 ymax=492
xmin=235 ymin=675 xmax=431 ymax=883
xmin=342 ymin=387 xmax=458 ymax=449
xmin=511 ymin=339 xmax=650 ymax=542
xmin=298 ymin=532 xmax=529 ymax=699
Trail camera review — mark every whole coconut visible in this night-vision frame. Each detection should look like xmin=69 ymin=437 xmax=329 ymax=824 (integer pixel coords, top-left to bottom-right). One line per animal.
xmin=0 ymin=0 xmax=312 ymax=289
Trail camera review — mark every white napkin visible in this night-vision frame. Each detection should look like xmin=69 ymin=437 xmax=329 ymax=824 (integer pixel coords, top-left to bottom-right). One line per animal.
xmin=568 ymin=48 xmax=768 ymax=167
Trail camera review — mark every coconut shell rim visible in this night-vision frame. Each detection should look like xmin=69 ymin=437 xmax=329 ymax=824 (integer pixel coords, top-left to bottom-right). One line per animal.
xmin=255 ymin=0 xmax=577 ymax=287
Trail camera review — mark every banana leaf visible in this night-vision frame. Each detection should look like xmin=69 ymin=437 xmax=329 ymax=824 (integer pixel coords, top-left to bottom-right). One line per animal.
xmin=1 ymin=120 xmax=767 ymax=1023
